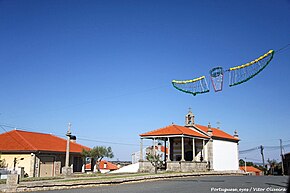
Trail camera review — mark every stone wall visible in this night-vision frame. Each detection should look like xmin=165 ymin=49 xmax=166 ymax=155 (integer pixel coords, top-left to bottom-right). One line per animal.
xmin=207 ymin=140 xmax=213 ymax=170
xmin=166 ymin=161 xmax=207 ymax=172
xmin=139 ymin=161 xmax=208 ymax=173
xmin=138 ymin=161 xmax=155 ymax=173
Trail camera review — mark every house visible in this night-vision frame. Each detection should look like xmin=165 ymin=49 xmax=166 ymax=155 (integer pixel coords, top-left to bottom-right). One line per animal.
xmin=0 ymin=129 xmax=90 ymax=177
xmin=240 ymin=166 xmax=263 ymax=176
xmin=283 ymin=153 xmax=290 ymax=175
xmin=84 ymin=160 xmax=118 ymax=173
xmin=139 ymin=110 xmax=240 ymax=172
xmin=99 ymin=160 xmax=118 ymax=173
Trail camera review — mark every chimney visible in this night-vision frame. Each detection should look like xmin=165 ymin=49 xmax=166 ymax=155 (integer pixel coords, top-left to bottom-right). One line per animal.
xmin=233 ymin=130 xmax=239 ymax=139
xmin=207 ymin=122 xmax=213 ymax=136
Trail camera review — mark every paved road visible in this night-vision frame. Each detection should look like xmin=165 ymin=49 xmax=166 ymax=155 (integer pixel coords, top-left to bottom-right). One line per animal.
xmin=30 ymin=176 xmax=289 ymax=193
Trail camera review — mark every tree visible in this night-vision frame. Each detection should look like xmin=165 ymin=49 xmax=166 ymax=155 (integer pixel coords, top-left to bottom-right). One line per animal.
xmin=267 ymin=159 xmax=283 ymax=175
xmin=82 ymin=146 xmax=114 ymax=173
xmin=267 ymin=159 xmax=278 ymax=175
xmin=255 ymin=164 xmax=266 ymax=173
xmin=246 ymin=161 xmax=254 ymax=166
xmin=146 ymin=151 xmax=163 ymax=174
xmin=239 ymin=159 xmax=254 ymax=166
xmin=239 ymin=159 xmax=245 ymax=166
xmin=0 ymin=158 xmax=7 ymax=168
xmin=81 ymin=149 xmax=91 ymax=159
xmin=81 ymin=149 xmax=92 ymax=171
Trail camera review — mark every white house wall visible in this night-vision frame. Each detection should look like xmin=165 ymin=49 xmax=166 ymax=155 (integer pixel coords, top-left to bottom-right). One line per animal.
xmin=212 ymin=140 xmax=239 ymax=171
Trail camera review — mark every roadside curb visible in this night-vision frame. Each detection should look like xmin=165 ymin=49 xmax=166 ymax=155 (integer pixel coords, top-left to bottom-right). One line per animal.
xmin=0 ymin=172 xmax=244 ymax=192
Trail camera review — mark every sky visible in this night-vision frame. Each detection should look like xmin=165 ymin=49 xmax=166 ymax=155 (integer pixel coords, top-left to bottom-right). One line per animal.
xmin=0 ymin=0 xmax=290 ymax=162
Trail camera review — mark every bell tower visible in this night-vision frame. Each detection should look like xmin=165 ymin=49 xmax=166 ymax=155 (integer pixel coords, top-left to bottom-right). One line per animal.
xmin=185 ymin=108 xmax=195 ymax=126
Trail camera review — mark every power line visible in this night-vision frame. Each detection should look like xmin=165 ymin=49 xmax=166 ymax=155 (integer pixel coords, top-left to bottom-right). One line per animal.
xmin=72 ymin=137 xmax=139 ymax=146
xmin=276 ymin=43 xmax=290 ymax=54
xmin=0 ymin=123 xmax=42 ymax=133
xmin=0 ymin=125 xmax=10 ymax=134
xmin=239 ymin=146 xmax=259 ymax=154
xmin=239 ymin=143 xmax=290 ymax=155
xmin=2 ymin=123 xmax=290 ymax=150
xmin=0 ymin=124 xmax=152 ymax=147
xmin=241 ymin=157 xmax=262 ymax=162
xmin=0 ymin=125 xmax=27 ymax=149
xmin=283 ymin=144 xmax=290 ymax=148
xmin=264 ymin=145 xmax=280 ymax=149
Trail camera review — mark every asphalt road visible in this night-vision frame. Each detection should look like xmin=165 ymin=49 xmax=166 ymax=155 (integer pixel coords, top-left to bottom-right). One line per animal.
xmin=30 ymin=176 xmax=289 ymax=193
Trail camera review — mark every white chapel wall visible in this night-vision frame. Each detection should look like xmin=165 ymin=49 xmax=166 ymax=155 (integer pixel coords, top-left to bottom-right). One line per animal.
xmin=212 ymin=140 xmax=239 ymax=171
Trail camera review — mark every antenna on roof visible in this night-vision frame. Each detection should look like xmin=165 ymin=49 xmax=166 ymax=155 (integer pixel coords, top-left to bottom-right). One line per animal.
xmin=188 ymin=107 xmax=192 ymax=113
xmin=216 ymin=121 xmax=221 ymax=129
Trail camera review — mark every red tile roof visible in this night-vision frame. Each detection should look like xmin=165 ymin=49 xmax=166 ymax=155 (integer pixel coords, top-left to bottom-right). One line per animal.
xmin=195 ymin=124 xmax=238 ymax=141
xmin=85 ymin=160 xmax=118 ymax=170
xmin=140 ymin=124 xmax=209 ymax=138
xmin=140 ymin=124 xmax=238 ymax=141
xmin=154 ymin=146 xmax=168 ymax=154
xmin=99 ymin=160 xmax=118 ymax=170
xmin=240 ymin=166 xmax=262 ymax=173
xmin=0 ymin=130 xmax=90 ymax=153
xmin=85 ymin=163 xmax=91 ymax=170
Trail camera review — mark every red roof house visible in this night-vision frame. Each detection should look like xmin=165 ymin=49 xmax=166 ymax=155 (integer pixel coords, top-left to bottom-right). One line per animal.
xmin=240 ymin=166 xmax=263 ymax=176
xmin=99 ymin=160 xmax=118 ymax=172
xmin=85 ymin=160 xmax=118 ymax=173
xmin=0 ymin=129 xmax=90 ymax=153
xmin=0 ymin=129 xmax=90 ymax=177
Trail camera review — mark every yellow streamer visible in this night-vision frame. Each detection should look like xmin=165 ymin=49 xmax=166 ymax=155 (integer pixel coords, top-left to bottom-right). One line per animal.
xmin=172 ymin=76 xmax=205 ymax=84
xmin=230 ymin=50 xmax=274 ymax=71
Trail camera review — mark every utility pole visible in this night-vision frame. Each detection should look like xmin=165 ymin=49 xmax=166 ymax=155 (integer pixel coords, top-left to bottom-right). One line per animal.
xmin=280 ymin=139 xmax=284 ymax=175
xmin=260 ymin=145 xmax=265 ymax=173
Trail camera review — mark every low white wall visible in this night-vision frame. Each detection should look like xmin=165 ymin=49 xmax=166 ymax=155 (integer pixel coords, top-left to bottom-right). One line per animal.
xmin=111 ymin=163 xmax=139 ymax=173
xmin=212 ymin=140 xmax=239 ymax=171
